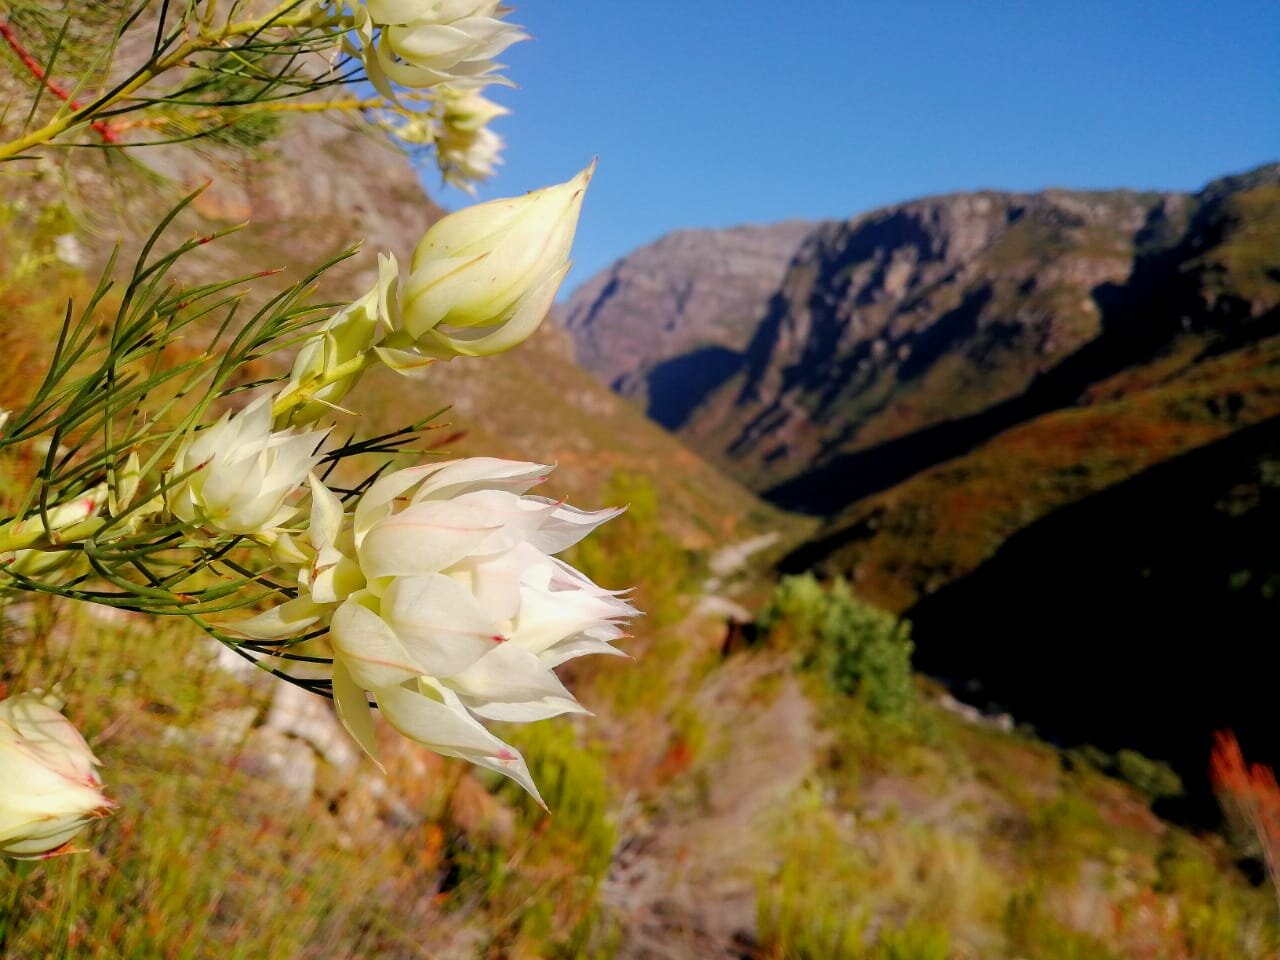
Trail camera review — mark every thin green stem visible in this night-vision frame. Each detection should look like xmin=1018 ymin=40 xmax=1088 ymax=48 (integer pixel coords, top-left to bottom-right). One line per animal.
xmin=0 ymin=1 xmax=320 ymax=161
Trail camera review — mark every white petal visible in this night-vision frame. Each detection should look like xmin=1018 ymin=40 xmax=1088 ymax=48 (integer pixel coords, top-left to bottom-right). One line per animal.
xmin=359 ymin=500 xmax=497 ymax=580
xmin=538 ymin=637 xmax=629 ymax=669
xmin=464 ymin=697 xmax=589 ymax=723
xmin=375 ymin=680 xmax=544 ymax=805
xmin=330 ymin=596 xmax=424 ymax=690
xmin=413 ymin=458 xmax=550 ymax=501
xmin=332 ymin=659 xmax=382 ymax=768
xmin=527 ymin=501 xmax=627 ymax=555
xmin=222 ymin=597 xmax=326 ymax=640
xmin=444 ymin=641 xmax=575 ymax=705
xmin=381 ymin=573 xmax=499 ymax=676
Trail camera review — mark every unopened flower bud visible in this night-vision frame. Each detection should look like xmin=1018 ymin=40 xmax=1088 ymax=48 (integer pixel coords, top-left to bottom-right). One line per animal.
xmin=276 ymin=255 xmax=399 ymax=426
xmin=0 ymin=692 xmax=116 ymax=859
xmin=385 ymin=163 xmax=592 ymax=363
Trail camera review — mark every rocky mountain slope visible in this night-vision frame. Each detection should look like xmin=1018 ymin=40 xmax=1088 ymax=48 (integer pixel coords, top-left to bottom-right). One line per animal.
xmin=564 ymin=163 xmax=1280 ymax=579
xmin=562 ymin=162 xmax=1280 ymax=791
xmin=562 ymin=221 xmax=810 ymax=425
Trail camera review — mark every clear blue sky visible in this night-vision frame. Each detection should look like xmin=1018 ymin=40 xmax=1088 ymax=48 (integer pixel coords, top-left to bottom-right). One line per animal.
xmin=424 ymin=1 xmax=1280 ymax=295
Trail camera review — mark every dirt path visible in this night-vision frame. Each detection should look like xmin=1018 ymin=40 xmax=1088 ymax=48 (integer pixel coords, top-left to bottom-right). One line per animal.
xmin=604 ymin=652 xmax=817 ymax=959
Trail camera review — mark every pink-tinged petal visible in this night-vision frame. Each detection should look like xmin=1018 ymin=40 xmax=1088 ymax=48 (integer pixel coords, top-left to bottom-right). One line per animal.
xmin=353 ymin=463 xmax=439 ymax=535
xmin=443 ymin=641 xmax=576 ymax=705
xmin=504 ymin=573 xmax=636 ymax=655
xmin=359 ymin=500 xmax=497 ymax=580
xmin=538 ymin=637 xmax=630 ymax=670
xmin=412 ymin=458 xmax=550 ymax=502
xmin=452 ymin=543 xmax=543 ymax=622
xmin=463 ymin=697 xmax=590 ymax=723
xmin=527 ymin=501 xmax=627 ymax=555
xmin=375 ymin=680 xmax=544 ymax=805
xmin=448 ymin=489 xmax=553 ymax=556
xmin=381 ymin=574 xmax=498 ymax=677
xmin=330 ymin=596 xmax=424 ymax=690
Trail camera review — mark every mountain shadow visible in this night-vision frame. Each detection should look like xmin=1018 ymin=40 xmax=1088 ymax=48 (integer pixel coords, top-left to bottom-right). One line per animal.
xmin=645 ymin=345 xmax=743 ymax=431
xmin=905 ymin=413 xmax=1280 ymax=820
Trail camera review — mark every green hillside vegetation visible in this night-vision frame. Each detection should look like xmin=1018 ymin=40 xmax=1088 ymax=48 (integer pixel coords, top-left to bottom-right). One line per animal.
xmin=789 ymin=331 xmax=1280 ymax=611
xmin=5 ymin=551 xmax=1278 ymax=958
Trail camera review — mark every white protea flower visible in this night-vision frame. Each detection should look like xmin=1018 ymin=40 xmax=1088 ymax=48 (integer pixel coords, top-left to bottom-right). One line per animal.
xmin=0 ymin=692 xmax=116 ymax=859
xmin=229 ymin=458 xmax=635 ymax=803
xmin=377 ymin=164 xmax=592 ymax=365
xmin=433 ymin=85 xmax=509 ymax=186
xmin=167 ymin=395 xmax=327 ymax=536
xmin=351 ymin=0 xmax=528 ymax=99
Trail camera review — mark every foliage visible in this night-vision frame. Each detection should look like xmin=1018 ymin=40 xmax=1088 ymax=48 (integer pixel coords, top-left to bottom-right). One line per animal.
xmin=1211 ymin=730 xmax=1280 ymax=897
xmin=1002 ymin=886 xmax=1122 ymax=960
xmin=0 ymin=605 xmax=427 ymax=958
xmin=568 ymin=470 xmax=700 ymax=629
xmin=758 ymin=573 xmax=915 ymax=717
xmin=1113 ymin=748 xmax=1185 ymax=801
xmin=469 ymin=721 xmax=619 ymax=958
xmin=867 ymin=921 xmax=952 ymax=960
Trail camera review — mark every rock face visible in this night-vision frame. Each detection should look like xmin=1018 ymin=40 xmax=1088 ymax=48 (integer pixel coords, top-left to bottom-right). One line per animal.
xmin=564 ymin=167 xmax=1280 ymax=508
xmin=684 ymin=188 xmax=1172 ymax=492
xmin=561 ymin=221 xmax=811 ymax=427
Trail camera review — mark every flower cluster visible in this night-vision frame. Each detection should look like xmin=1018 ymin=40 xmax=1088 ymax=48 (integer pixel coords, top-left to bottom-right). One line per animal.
xmin=167 ymin=396 xmax=328 ymax=536
xmin=0 ymin=164 xmax=614 ymax=811
xmin=349 ymin=0 xmax=527 ymax=98
xmin=312 ymin=1 xmax=525 ymax=187
xmin=0 ymin=0 xmax=630 ymax=867
xmin=430 ymin=87 xmax=508 ymax=190
xmin=233 ymin=459 xmax=635 ymax=802
xmin=0 ymin=693 xmax=116 ymax=858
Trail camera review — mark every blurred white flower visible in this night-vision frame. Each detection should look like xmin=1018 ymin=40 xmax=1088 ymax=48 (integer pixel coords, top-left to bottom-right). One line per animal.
xmin=53 ymin=233 xmax=86 ymax=268
xmin=380 ymin=164 xmax=592 ymax=363
xmin=434 ymin=89 xmax=507 ymax=190
xmin=167 ymin=396 xmax=327 ymax=535
xmin=350 ymin=0 xmax=527 ymax=99
xmin=230 ymin=458 xmax=635 ymax=802
xmin=0 ymin=692 xmax=115 ymax=859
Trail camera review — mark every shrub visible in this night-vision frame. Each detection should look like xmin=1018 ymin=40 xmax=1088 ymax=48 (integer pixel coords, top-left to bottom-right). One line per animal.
xmin=567 ymin=471 xmax=699 ymax=629
xmin=758 ymin=574 xmax=916 ymax=717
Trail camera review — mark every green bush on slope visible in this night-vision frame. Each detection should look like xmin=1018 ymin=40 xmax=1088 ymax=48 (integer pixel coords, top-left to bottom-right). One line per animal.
xmin=758 ymin=573 xmax=915 ymax=717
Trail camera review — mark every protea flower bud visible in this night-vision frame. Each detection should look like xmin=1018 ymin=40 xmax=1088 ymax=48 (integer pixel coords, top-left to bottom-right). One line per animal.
xmin=0 ymin=693 xmax=116 ymax=859
xmin=0 ymin=484 xmax=108 ymax=582
xmin=385 ymin=163 xmax=592 ymax=362
xmin=275 ymin=254 xmax=399 ymax=426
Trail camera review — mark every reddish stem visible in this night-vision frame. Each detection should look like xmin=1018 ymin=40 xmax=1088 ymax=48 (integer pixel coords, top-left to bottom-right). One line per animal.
xmin=0 ymin=20 xmax=118 ymax=144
